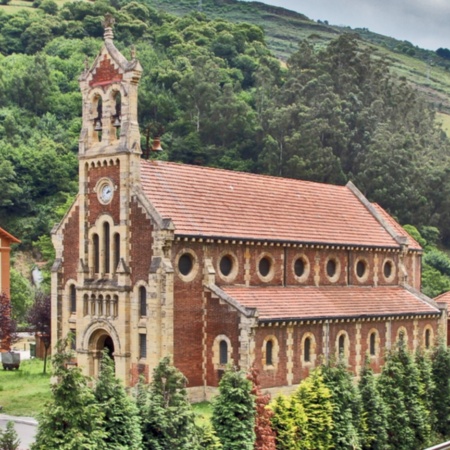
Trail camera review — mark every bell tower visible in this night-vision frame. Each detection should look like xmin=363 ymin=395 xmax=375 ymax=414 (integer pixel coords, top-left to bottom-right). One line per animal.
xmin=70 ymin=14 xmax=143 ymax=381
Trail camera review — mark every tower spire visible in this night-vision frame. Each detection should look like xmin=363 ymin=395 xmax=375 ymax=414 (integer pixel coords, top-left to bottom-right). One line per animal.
xmin=102 ymin=13 xmax=115 ymax=41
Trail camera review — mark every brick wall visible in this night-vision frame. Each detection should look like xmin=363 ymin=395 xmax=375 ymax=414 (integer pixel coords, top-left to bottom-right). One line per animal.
xmin=130 ymin=198 xmax=153 ymax=285
xmin=87 ymin=165 xmax=121 ymax=226
xmin=62 ymin=205 xmax=80 ymax=286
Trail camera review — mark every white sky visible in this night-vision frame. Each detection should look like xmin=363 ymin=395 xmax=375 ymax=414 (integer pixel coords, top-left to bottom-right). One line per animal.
xmin=244 ymin=0 xmax=450 ymax=50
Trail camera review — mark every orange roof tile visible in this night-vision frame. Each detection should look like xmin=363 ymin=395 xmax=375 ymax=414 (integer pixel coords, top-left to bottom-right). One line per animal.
xmin=434 ymin=291 xmax=450 ymax=309
xmin=0 ymin=227 xmax=19 ymax=244
xmin=371 ymin=203 xmax=421 ymax=250
xmin=215 ymin=285 xmax=440 ymax=321
xmin=140 ymin=161 xmax=408 ymax=248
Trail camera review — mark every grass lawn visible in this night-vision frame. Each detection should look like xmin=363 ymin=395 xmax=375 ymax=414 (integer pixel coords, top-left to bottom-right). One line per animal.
xmin=0 ymin=358 xmax=51 ymax=417
xmin=192 ymin=401 xmax=213 ymax=426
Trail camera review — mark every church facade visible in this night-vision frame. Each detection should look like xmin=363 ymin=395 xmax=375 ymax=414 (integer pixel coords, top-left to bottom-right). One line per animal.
xmin=51 ymin=19 xmax=446 ymax=400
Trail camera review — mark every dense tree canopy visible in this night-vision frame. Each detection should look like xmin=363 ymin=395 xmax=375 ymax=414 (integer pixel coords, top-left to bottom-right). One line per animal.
xmin=2 ymin=0 xmax=450 ymax=294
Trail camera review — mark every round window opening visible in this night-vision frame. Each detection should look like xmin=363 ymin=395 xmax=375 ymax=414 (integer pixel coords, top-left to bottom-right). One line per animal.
xmin=294 ymin=258 xmax=305 ymax=277
xmin=327 ymin=259 xmax=337 ymax=278
xmin=178 ymin=253 xmax=194 ymax=276
xmin=220 ymin=255 xmax=233 ymax=277
xmin=259 ymin=257 xmax=272 ymax=277
xmin=356 ymin=260 xmax=366 ymax=278
xmin=384 ymin=261 xmax=393 ymax=279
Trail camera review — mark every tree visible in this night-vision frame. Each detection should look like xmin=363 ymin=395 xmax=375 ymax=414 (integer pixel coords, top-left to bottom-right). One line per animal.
xmin=378 ymin=339 xmax=431 ymax=449
xmin=212 ymin=367 xmax=256 ymax=450
xmin=431 ymin=339 xmax=450 ymax=438
xmin=358 ymin=356 xmax=388 ymax=450
xmin=322 ymin=359 xmax=362 ymax=449
xmin=247 ymin=366 xmax=276 ymax=450
xmin=269 ymin=394 xmax=306 ymax=450
xmin=94 ymin=352 xmax=143 ymax=449
xmin=0 ymin=293 xmax=18 ymax=350
xmin=294 ymin=368 xmax=333 ymax=450
xmin=27 ymin=292 xmax=51 ymax=374
xmin=142 ymin=357 xmax=199 ymax=450
xmin=31 ymin=337 xmax=107 ymax=450
xmin=0 ymin=421 xmax=20 ymax=450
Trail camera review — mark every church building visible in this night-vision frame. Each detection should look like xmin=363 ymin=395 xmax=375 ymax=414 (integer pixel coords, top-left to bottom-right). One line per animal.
xmin=51 ymin=17 xmax=446 ymax=400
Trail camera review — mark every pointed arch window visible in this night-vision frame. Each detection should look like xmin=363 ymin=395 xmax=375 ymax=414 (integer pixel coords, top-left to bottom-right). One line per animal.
xmin=70 ymin=284 xmax=76 ymax=314
xmin=425 ymin=329 xmax=431 ymax=349
xmin=112 ymin=92 xmax=122 ymax=139
xmin=338 ymin=334 xmax=346 ymax=356
xmin=93 ymin=233 xmax=100 ymax=274
xmin=219 ymin=340 xmax=228 ymax=365
xmin=103 ymin=222 xmax=110 ymax=273
xmin=304 ymin=337 xmax=311 ymax=362
xmin=139 ymin=286 xmax=147 ymax=317
xmin=369 ymin=332 xmax=376 ymax=356
xmin=94 ymin=96 xmax=103 ymax=141
xmin=266 ymin=340 xmax=273 ymax=366
xmin=114 ymin=232 xmax=120 ymax=273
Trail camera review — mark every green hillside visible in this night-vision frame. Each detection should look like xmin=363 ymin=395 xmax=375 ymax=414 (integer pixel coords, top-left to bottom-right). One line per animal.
xmin=145 ymin=0 xmax=450 ymax=112
xmin=3 ymin=0 xmax=450 ymax=299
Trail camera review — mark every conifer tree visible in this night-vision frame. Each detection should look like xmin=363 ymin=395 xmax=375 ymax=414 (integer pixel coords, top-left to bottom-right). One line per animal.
xmin=322 ymin=359 xmax=362 ymax=449
xmin=431 ymin=338 xmax=450 ymax=438
xmin=379 ymin=339 xmax=431 ymax=449
xmin=94 ymin=352 xmax=143 ymax=449
xmin=415 ymin=348 xmax=435 ymax=430
xmin=0 ymin=421 xmax=20 ymax=450
xmin=295 ymin=367 xmax=333 ymax=450
xmin=212 ymin=366 xmax=256 ymax=450
xmin=31 ymin=337 xmax=107 ymax=450
xmin=247 ymin=366 xmax=276 ymax=450
xmin=197 ymin=424 xmax=223 ymax=450
xmin=142 ymin=357 xmax=199 ymax=450
xmin=269 ymin=394 xmax=307 ymax=450
xmin=358 ymin=356 xmax=388 ymax=450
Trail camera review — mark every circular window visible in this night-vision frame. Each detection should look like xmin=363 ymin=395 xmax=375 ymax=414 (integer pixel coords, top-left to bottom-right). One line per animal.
xmin=220 ymin=255 xmax=233 ymax=277
xmin=326 ymin=259 xmax=337 ymax=277
xmin=356 ymin=260 xmax=367 ymax=279
xmin=294 ymin=258 xmax=305 ymax=277
xmin=259 ymin=257 xmax=272 ymax=277
xmin=178 ymin=253 xmax=194 ymax=276
xmin=384 ymin=260 xmax=392 ymax=278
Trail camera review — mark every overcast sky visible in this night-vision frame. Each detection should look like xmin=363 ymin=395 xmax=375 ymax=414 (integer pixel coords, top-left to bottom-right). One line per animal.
xmin=244 ymin=0 xmax=450 ymax=51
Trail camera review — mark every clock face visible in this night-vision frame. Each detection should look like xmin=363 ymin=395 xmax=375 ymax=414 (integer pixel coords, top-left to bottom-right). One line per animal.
xmin=98 ymin=180 xmax=114 ymax=204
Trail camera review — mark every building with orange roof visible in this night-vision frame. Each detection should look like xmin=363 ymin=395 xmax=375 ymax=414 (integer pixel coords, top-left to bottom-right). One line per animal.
xmin=51 ymin=19 xmax=446 ymax=398
xmin=0 ymin=227 xmax=20 ymax=351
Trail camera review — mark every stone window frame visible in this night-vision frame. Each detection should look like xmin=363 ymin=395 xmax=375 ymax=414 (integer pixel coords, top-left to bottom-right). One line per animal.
xmin=139 ymin=333 xmax=147 ymax=360
xmin=257 ymin=252 xmax=275 ymax=283
xmin=262 ymin=335 xmax=279 ymax=371
xmin=423 ymin=325 xmax=434 ymax=350
xmin=217 ymin=251 xmax=239 ymax=283
xmin=88 ymin=214 xmax=118 ymax=277
xmin=354 ymin=256 xmax=369 ymax=283
xmin=213 ymin=335 xmax=233 ymax=370
xmin=396 ymin=326 xmax=408 ymax=345
xmin=325 ymin=255 xmax=341 ymax=283
xmin=292 ymin=253 xmax=310 ymax=283
xmin=301 ymin=332 xmax=317 ymax=366
xmin=335 ymin=330 xmax=350 ymax=362
xmin=135 ymin=283 xmax=148 ymax=318
xmin=175 ymin=248 xmax=199 ymax=282
xmin=367 ymin=328 xmax=380 ymax=358
xmin=65 ymin=281 xmax=77 ymax=316
xmin=382 ymin=258 xmax=396 ymax=283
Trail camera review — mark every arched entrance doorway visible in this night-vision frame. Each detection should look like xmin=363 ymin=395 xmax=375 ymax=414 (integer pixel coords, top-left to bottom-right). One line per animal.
xmin=88 ymin=329 xmax=116 ymax=379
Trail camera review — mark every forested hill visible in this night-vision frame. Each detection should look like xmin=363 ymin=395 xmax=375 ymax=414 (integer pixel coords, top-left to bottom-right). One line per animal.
xmin=146 ymin=0 xmax=450 ymax=114
xmin=2 ymin=0 xmax=450 ymax=296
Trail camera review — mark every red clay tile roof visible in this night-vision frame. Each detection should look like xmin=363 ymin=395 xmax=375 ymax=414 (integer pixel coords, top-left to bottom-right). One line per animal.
xmin=371 ymin=203 xmax=421 ymax=250
xmin=0 ymin=227 xmax=19 ymax=244
xmin=140 ymin=160 xmax=410 ymax=248
xmin=216 ymin=285 xmax=440 ymax=321
xmin=434 ymin=291 xmax=450 ymax=309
